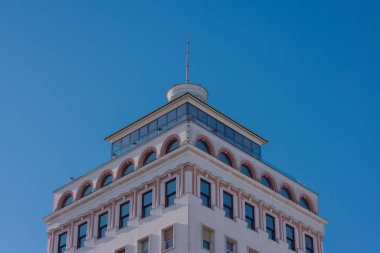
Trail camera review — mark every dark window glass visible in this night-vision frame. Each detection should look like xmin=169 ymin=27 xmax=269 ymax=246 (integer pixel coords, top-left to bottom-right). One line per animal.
xmin=208 ymin=116 xmax=217 ymax=130
xmin=121 ymin=163 xmax=134 ymax=177
xmin=188 ymin=104 xmax=197 ymax=117
xmin=281 ymin=187 xmax=293 ymax=200
xmin=203 ymin=240 xmax=211 ymax=250
xmin=165 ymin=139 xmax=180 ymax=154
xmin=200 ymin=179 xmax=211 ymax=208
xmin=58 ymin=232 xmax=67 ymax=253
xmin=131 ymin=130 xmax=139 ymax=143
xmin=140 ymin=239 xmax=149 ymax=253
xmin=148 ymin=120 xmax=157 ymax=133
xmin=225 ymin=126 xmax=234 ymax=140
xmin=266 ymin=214 xmax=276 ymax=241
xmin=177 ymin=103 xmax=187 ymax=116
xmin=62 ymin=195 xmax=73 ymax=208
xmin=219 ymin=153 xmax=233 ymax=167
xmin=305 ymin=235 xmax=314 ymax=253
xmin=143 ymin=151 xmax=156 ymax=166
xmin=216 ymin=121 xmax=225 ymax=135
xmin=77 ymin=222 xmax=87 ymax=248
xmin=98 ymin=212 xmax=108 ymax=239
xmin=261 ymin=176 xmax=274 ymax=190
xmin=101 ymin=174 xmax=113 ymax=188
xmin=121 ymin=135 xmax=131 ymax=148
xmin=142 ymin=190 xmax=153 ymax=218
xmin=245 ymin=203 xmax=255 ymax=230
xmin=240 ymin=165 xmax=253 ymax=178
xmin=226 ymin=241 xmax=234 ymax=253
xmin=234 ymin=132 xmax=243 ymax=144
xmin=286 ymin=225 xmax=295 ymax=251
xmin=196 ymin=140 xmax=211 ymax=154
xmin=157 ymin=114 xmax=167 ymax=129
xmin=300 ymin=198 xmax=312 ymax=211
xmin=139 ymin=125 xmax=148 ymax=138
xmin=223 ymin=191 xmax=234 ymax=219
xmin=119 ymin=202 xmax=130 ymax=229
xmin=81 ymin=185 xmax=92 ymax=198
xmin=165 ymin=179 xmax=176 ymax=207
xmin=167 ymin=109 xmax=176 ymax=122
xmin=198 ymin=110 xmax=208 ymax=124
xmin=112 ymin=140 xmax=122 ymax=153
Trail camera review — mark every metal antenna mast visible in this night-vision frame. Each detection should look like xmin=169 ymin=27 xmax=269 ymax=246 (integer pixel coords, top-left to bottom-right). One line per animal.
xmin=185 ymin=34 xmax=190 ymax=84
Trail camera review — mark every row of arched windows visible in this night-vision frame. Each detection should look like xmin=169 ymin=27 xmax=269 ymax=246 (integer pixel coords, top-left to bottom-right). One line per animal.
xmin=58 ymin=137 xmax=181 ymax=210
xmin=58 ymin=135 xmax=314 ymax=213
xmin=195 ymin=138 xmax=315 ymax=213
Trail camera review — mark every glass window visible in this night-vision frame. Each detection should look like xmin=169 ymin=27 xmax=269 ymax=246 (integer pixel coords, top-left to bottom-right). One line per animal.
xmin=142 ymin=190 xmax=153 ymax=218
xmin=177 ymin=103 xmax=187 ymax=116
xmin=202 ymin=227 xmax=212 ymax=250
xmin=112 ymin=140 xmax=122 ymax=153
xmin=139 ymin=125 xmax=148 ymax=138
xmin=260 ymin=176 xmax=274 ymax=190
xmin=198 ymin=110 xmax=208 ymax=124
xmin=200 ymin=179 xmax=211 ymax=208
xmin=188 ymin=103 xmax=197 ymax=117
xmin=219 ymin=153 xmax=233 ymax=167
xmin=121 ymin=135 xmax=131 ymax=148
xmin=131 ymin=130 xmax=139 ymax=143
xmin=305 ymin=235 xmax=314 ymax=253
xmin=226 ymin=240 xmax=235 ymax=253
xmin=165 ymin=139 xmax=180 ymax=154
xmin=157 ymin=115 xmax=167 ymax=129
xmin=286 ymin=225 xmax=295 ymax=251
xmin=121 ymin=163 xmax=134 ymax=177
xmin=77 ymin=222 xmax=87 ymax=249
xmin=58 ymin=232 xmax=67 ymax=253
xmin=245 ymin=203 xmax=255 ymax=230
xmin=62 ymin=195 xmax=73 ymax=208
xmin=101 ymin=174 xmax=113 ymax=188
xmin=240 ymin=165 xmax=253 ymax=178
xmin=165 ymin=179 xmax=176 ymax=207
xmin=167 ymin=109 xmax=177 ymax=122
xmin=98 ymin=212 xmax=108 ymax=239
xmin=163 ymin=226 xmax=174 ymax=250
xmin=143 ymin=151 xmax=156 ymax=166
xmin=148 ymin=120 xmax=157 ymax=133
xmin=266 ymin=214 xmax=276 ymax=241
xmin=119 ymin=201 xmax=130 ymax=229
xmin=196 ymin=140 xmax=211 ymax=154
xmin=81 ymin=185 xmax=92 ymax=198
xmin=140 ymin=238 xmax=149 ymax=253
xmin=223 ymin=191 xmax=234 ymax=219
xmin=281 ymin=187 xmax=293 ymax=200
xmin=299 ymin=198 xmax=312 ymax=211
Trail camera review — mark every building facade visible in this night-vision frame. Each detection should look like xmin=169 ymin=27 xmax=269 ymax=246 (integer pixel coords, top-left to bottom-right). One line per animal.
xmin=44 ymin=83 xmax=327 ymax=253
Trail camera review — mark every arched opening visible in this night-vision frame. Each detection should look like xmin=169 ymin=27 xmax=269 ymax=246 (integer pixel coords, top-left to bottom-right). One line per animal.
xmin=280 ymin=187 xmax=293 ymax=201
xmin=260 ymin=175 xmax=275 ymax=190
xmin=143 ymin=151 xmax=157 ymax=166
xmin=240 ymin=164 xmax=253 ymax=178
xmin=219 ymin=152 xmax=233 ymax=167
xmin=61 ymin=194 xmax=73 ymax=208
xmin=196 ymin=140 xmax=211 ymax=154
xmin=100 ymin=173 xmax=113 ymax=188
xmin=165 ymin=139 xmax=180 ymax=154
xmin=299 ymin=197 xmax=313 ymax=212
xmin=121 ymin=163 xmax=134 ymax=177
xmin=80 ymin=184 xmax=93 ymax=198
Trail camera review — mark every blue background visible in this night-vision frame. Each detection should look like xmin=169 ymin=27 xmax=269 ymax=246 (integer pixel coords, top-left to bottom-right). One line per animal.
xmin=0 ymin=1 xmax=379 ymax=252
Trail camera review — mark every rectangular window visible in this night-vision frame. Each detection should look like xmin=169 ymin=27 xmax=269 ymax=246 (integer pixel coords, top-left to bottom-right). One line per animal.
xmin=200 ymin=179 xmax=211 ymax=208
xmin=142 ymin=190 xmax=152 ymax=218
xmin=223 ymin=191 xmax=234 ymax=219
xmin=226 ymin=239 xmax=235 ymax=253
xmin=140 ymin=238 xmax=149 ymax=253
xmin=162 ymin=226 xmax=174 ymax=250
xmin=265 ymin=214 xmax=276 ymax=241
xmin=286 ymin=224 xmax=295 ymax=251
xmin=58 ymin=232 xmax=67 ymax=253
xmin=305 ymin=235 xmax=314 ymax=253
xmin=98 ymin=212 xmax=108 ymax=239
xmin=202 ymin=226 xmax=213 ymax=251
xmin=77 ymin=222 xmax=87 ymax=248
xmin=119 ymin=201 xmax=130 ymax=229
xmin=245 ymin=203 xmax=255 ymax=230
xmin=165 ymin=179 xmax=176 ymax=207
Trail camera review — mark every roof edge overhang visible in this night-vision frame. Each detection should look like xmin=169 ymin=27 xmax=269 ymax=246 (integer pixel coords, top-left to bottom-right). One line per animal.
xmin=104 ymin=93 xmax=268 ymax=145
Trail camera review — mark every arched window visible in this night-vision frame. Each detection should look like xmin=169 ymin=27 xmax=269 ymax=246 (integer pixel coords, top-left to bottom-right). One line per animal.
xmin=61 ymin=194 xmax=73 ymax=208
xmin=121 ymin=163 xmax=134 ymax=177
xmin=196 ymin=140 xmax=211 ymax=154
xmin=299 ymin=197 xmax=312 ymax=211
xmin=80 ymin=184 xmax=93 ymax=198
xmin=219 ymin=152 xmax=233 ymax=167
xmin=240 ymin=165 xmax=253 ymax=178
xmin=100 ymin=174 xmax=113 ymax=188
xmin=260 ymin=176 xmax=274 ymax=190
xmin=165 ymin=139 xmax=180 ymax=154
xmin=143 ymin=151 xmax=156 ymax=166
xmin=280 ymin=187 xmax=293 ymax=200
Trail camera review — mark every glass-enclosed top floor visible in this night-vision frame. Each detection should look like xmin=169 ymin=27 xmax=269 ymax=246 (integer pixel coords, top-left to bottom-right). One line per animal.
xmin=111 ymin=103 xmax=261 ymax=160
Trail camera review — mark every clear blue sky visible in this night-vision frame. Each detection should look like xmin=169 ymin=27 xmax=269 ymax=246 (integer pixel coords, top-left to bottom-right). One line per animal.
xmin=0 ymin=1 xmax=379 ymax=252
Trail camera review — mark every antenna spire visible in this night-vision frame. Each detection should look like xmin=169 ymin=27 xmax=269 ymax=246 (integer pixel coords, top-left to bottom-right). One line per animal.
xmin=185 ymin=34 xmax=190 ymax=84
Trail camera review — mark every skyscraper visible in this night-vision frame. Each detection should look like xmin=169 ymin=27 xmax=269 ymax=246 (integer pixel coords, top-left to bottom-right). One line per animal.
xmin=44 ymin=73 xmax=327 ymax=253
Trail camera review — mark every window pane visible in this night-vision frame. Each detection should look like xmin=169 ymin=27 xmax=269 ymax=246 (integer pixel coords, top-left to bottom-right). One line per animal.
xmin=101 ymin=174 xmax=113 ymax=187
xmin=240 ymin=165 xmax=253 ymax=178
xmin=122 ymin=163 xmax=134 ymax=176
xmin=166 ymin=140 xmax=180 ymax=153
xmin=281 ymin=187 xmax=292 ymax=200
xmin=219 ymin=153 xmax=233 ymax=166
xmin=143 ymin=152 xmax=156 ymax=165
xmin=81 ymin=185 xmax=92 ymax=198
xmin=261 ymin=177 xmax=273 ymax=189
xmin=196 ymin=140 xmax=211 ymax=154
